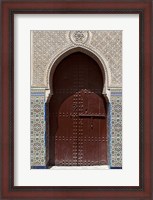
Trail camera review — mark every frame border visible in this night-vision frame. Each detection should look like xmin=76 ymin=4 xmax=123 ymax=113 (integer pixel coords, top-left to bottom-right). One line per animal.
xmin=1 ymin=0 xmax=152 ymax=199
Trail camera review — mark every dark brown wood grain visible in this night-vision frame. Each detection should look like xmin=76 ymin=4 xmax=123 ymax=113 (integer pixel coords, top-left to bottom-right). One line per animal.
xmin=1 ymin=0 xmax=152 ymax=199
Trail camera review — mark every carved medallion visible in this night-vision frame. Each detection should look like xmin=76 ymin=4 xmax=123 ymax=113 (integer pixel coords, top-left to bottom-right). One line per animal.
xmin=69 ymin=31 xmax=89 ymax=44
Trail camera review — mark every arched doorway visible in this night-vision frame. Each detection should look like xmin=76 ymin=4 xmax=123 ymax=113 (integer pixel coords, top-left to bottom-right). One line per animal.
xmin=48 ymin=52 xmax=107 ymax=166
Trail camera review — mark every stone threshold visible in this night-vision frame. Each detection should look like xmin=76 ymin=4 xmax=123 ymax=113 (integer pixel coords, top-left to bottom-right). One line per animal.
xmin=50 ymin=165 xmax=109 ymax=170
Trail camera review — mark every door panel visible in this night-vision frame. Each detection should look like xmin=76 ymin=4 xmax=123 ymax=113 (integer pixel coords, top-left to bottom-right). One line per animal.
xmin=49 ymin=52 xmax=107 ymax=166
xmin=77 ymin=90 xmax=107 ymax=165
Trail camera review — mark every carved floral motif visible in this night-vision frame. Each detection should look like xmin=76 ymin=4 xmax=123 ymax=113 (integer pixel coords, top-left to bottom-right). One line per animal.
xmin=69 ymin=31 xmax=89 ymax=44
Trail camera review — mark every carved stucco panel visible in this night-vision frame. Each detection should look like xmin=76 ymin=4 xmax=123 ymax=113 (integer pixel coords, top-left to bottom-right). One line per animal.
xmin=32 ymin=31 xmax=69 ymax=87
xmin=90 ymin=31 xmax=122 ymax=87
xmin=31 ymin=30 xmax=122 ymax=88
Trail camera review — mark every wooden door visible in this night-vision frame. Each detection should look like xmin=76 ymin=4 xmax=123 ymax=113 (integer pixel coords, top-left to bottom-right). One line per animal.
xmin=49 ymin=52 xmax=107 ymax=166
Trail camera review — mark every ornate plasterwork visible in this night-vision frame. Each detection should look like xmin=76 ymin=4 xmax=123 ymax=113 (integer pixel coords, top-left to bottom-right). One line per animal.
xmin=90 ymin=31 xmax=122 ymax=87
xmin=31 ymin=31 xmax=68 ymax=87
xmin=31 ymin=30 xmax=122 ymax=89
xmin=69 ymin=31 xmax=89 ymax=44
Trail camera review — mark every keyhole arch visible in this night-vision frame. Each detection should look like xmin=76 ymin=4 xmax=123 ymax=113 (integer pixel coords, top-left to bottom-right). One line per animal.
xmin=47 ymin=51 xmax=108 ymax=166
xmin=45 ymin=46 xmax=111 ymax=103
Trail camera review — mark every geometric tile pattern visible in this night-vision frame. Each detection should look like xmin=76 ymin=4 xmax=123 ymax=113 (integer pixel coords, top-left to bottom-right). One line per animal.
xmin=45 ymin=101 xmax=50 ymax=166
xmin=107 ymin=102 xmax=112 ymax=167
xmin=31 ymin=91 xmax=46 ymax=166
xmin=110 ymin=90 xmax=122 ymax=167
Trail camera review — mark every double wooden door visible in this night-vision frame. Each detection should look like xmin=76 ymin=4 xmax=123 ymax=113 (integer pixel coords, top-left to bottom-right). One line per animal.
xmin=49 ymin=52 xmax=107 ymax=166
